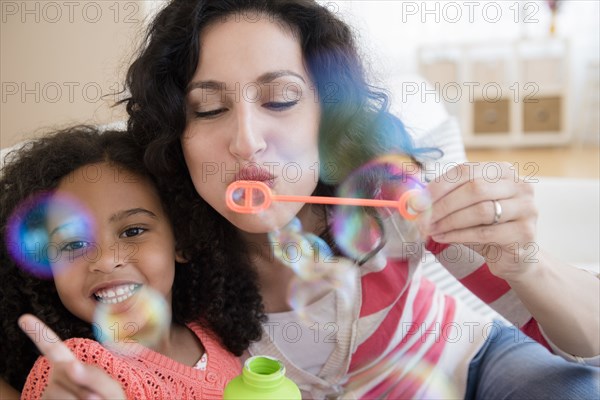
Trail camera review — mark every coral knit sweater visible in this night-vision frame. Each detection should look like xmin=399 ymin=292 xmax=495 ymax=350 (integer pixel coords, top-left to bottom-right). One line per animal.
xmin=22 ymin=322 xmax=241 ymax=400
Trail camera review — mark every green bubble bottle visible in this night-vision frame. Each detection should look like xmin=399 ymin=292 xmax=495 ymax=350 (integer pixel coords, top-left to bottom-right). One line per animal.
xmin=223 ymin=355 xmax=301 ymax=400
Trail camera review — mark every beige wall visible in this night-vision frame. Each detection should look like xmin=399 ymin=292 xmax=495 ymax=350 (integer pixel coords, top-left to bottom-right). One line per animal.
xmin=1 ymin=1 xmax=147 ymax=148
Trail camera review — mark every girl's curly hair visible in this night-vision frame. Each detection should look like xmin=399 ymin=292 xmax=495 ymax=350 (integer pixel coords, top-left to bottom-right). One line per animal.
xmin=0 ymin=126 xmax=265 ymax=390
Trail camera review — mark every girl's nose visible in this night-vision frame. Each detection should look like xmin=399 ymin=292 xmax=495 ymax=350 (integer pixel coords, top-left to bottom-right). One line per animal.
xmin=88 ymin=240 xmax=125 ymax=274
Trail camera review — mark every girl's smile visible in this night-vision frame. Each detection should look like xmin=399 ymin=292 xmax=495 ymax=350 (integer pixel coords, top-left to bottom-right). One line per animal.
xmin=91 ymin=282 xmax=141 ymax=305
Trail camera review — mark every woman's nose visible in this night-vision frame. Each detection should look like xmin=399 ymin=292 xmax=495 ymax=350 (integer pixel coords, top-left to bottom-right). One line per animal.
xmin=229 ymin=104 xmax=266 ymax=161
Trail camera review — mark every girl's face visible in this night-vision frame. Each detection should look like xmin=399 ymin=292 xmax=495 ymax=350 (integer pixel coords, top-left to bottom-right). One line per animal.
xmin=182 ymin=16 xmax=321 ymax=233
xmin=47 ymin=162 xmax=183 ymax=323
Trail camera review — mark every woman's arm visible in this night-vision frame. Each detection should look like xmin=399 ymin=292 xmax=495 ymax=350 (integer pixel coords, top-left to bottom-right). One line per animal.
xmin=502 ymin=251 xmax=599 ymax=358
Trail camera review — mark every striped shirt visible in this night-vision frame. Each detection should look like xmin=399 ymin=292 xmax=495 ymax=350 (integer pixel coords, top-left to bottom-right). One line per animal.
xmin=250 ymin=236 xmax=594 ymax=399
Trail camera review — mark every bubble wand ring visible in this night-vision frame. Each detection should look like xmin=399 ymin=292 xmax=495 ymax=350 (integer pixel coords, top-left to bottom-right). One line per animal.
xmin=225 ymin=181 xmax=421 ymax=220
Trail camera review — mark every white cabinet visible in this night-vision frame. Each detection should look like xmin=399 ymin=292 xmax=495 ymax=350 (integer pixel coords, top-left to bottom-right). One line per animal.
xmin=418 ymin=39 xmax=570 ymax=148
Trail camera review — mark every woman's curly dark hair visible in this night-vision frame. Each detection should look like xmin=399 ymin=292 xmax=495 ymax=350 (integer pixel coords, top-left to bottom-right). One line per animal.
xmin=121 ymin=0 xmax=441 ymax=275
xmin=124 ymin=0 xmax=436 ymax=183
xmin=0 ymin=126 xmax=264 ymax=390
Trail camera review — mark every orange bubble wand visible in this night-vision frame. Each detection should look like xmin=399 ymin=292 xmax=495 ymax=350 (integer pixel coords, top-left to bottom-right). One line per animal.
xmin=226 ymin=181 xmax=421 ymax=220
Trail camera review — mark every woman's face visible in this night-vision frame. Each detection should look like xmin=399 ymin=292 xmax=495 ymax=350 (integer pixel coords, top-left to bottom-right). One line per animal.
xmin=182 ymin=15 xmax=321 ymax=233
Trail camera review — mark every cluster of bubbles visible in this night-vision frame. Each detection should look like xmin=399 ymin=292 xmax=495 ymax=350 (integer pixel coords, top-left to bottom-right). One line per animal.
xmin=265 ymin=155 xmax=440 ymax=397
xmin=5 ymin=192 xmax=171 ymax=354
xmin=267 ymin=155 xmax=431 ymax=319
xmin=268 ymin=217 xmax=357 ymax=323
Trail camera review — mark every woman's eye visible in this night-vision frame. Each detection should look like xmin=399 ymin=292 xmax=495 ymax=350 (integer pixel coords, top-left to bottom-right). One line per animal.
xmin=121 ymin=227 xmax=146 ymax=238
xmin=264 ymin=100 xmax=299 ymax=111
xmin=194 ymin=108 xmax=226 ymax=119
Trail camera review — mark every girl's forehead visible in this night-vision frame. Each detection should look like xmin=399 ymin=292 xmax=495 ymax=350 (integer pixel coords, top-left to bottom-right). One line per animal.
xmin=55 ymin=163 xmax=158 ymax=210
xmin=59 ymin=163 xmax=140 ymax=188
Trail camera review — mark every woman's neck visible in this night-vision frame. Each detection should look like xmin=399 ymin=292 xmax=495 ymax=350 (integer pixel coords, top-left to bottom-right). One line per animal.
xmin=238 ymin=204 xmax=327 ymax=313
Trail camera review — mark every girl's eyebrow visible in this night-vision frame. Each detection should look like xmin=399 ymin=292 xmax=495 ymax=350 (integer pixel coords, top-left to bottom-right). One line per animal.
xmin=109 ymin=208 xmax=158 ymax=223
xmin=48 ymin=221 xmax=80 ymax=240
xmin=187 ymin=69 xmax=306 ymax=93
xmin=48 ymin=209 xmax=158 ymax=239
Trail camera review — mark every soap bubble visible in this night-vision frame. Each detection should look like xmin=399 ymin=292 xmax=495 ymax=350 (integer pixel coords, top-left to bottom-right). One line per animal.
xmin=93 ymin=285 xmax=171 ymax=353
xmin=6 ymin=193 xmax=94 ymax=279
xmin=269 ymin=218 xmax=357 ymax=323
xmin=332 ymin=155 xmax=430 ymax=262
xmin=269 ymin=218 xmax=334 ymax=281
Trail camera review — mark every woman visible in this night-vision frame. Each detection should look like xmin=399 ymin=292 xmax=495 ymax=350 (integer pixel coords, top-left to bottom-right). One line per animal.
xmin=122 ymin=1 xmax=598 ymax=398
xmin=4 ymin=0 xmax=599 ymax=398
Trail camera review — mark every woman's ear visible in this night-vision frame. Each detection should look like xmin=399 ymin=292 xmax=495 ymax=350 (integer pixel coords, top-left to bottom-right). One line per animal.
xmin=175 ymin=251 xmax=188 ymax=264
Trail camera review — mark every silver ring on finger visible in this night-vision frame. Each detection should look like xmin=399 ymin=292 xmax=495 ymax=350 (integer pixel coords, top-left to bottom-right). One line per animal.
xmin=491 ymin=199 xmax=502 ymax=225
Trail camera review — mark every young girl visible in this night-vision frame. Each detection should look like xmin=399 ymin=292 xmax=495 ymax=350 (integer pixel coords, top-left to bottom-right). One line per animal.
xmin=0 ymin=126 xmax=265 ymax=399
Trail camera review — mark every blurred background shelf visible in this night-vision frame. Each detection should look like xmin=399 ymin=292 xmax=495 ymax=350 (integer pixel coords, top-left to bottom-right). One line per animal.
xmin=466 ymin=144 xmax=600 ymax=179
xmin=419 ymin=38 xmax=573 ymax=148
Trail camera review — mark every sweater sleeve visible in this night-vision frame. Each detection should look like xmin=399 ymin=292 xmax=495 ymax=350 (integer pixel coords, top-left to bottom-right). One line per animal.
xmin=21 ymin=333 xmax=240 ymax=400
xmin=21 ymin=355 xmax=51 ymax=400
xmin=425 ymin=238 xmax=531 ymax=324
xmin=426 ymin=238 xmax=600 ymax=366
xmin=20 ymin=338 xmax=138 ymax=400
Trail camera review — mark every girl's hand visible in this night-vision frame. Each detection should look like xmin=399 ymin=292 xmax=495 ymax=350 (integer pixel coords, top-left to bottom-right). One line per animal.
xmin=423 ymin=162 xmax=538 ymax=279
xmin=18 ymin=314 xmax=125 ymax=400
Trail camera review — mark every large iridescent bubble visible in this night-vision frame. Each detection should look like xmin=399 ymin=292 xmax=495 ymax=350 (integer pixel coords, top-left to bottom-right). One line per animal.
xmin=269 ymin=218 xmax=334 ymax=280
xmin=6 ymin=193 xmax=94 ymax=279
xmin=93 ymin=286 xmax=171 ymax=354
xmin=331 ymin=154 xmax=431 ymax=263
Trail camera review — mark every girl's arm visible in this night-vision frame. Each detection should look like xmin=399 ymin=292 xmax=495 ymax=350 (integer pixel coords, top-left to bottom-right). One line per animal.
xmin=422 ymin=163 xmax=600 ymax=360
xmin=18 ymin=315 xmax=125 ymax=400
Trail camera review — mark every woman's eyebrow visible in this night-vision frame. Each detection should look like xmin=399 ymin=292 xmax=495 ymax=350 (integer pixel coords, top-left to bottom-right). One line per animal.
xmin=187 ymin=69 xmax=306 ymax=93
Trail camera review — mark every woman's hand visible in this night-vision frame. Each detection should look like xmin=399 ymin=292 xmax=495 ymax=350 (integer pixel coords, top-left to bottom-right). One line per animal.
xmin=18 ymin=314 xmax=125 ymax=400
xmin=423 ymin=162 xmax=538 ymax=279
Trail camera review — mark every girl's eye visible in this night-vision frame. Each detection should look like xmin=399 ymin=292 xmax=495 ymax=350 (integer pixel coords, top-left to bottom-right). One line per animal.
xmin=121 ymin=227 xmax=146 ymax=238
xmin=60 ymin=241 xmax=89 ymax=252
xmin=194 ymin=108 xmax=226 ymax=119
xmin=264 ymin=100 xmax=299 ymax=111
